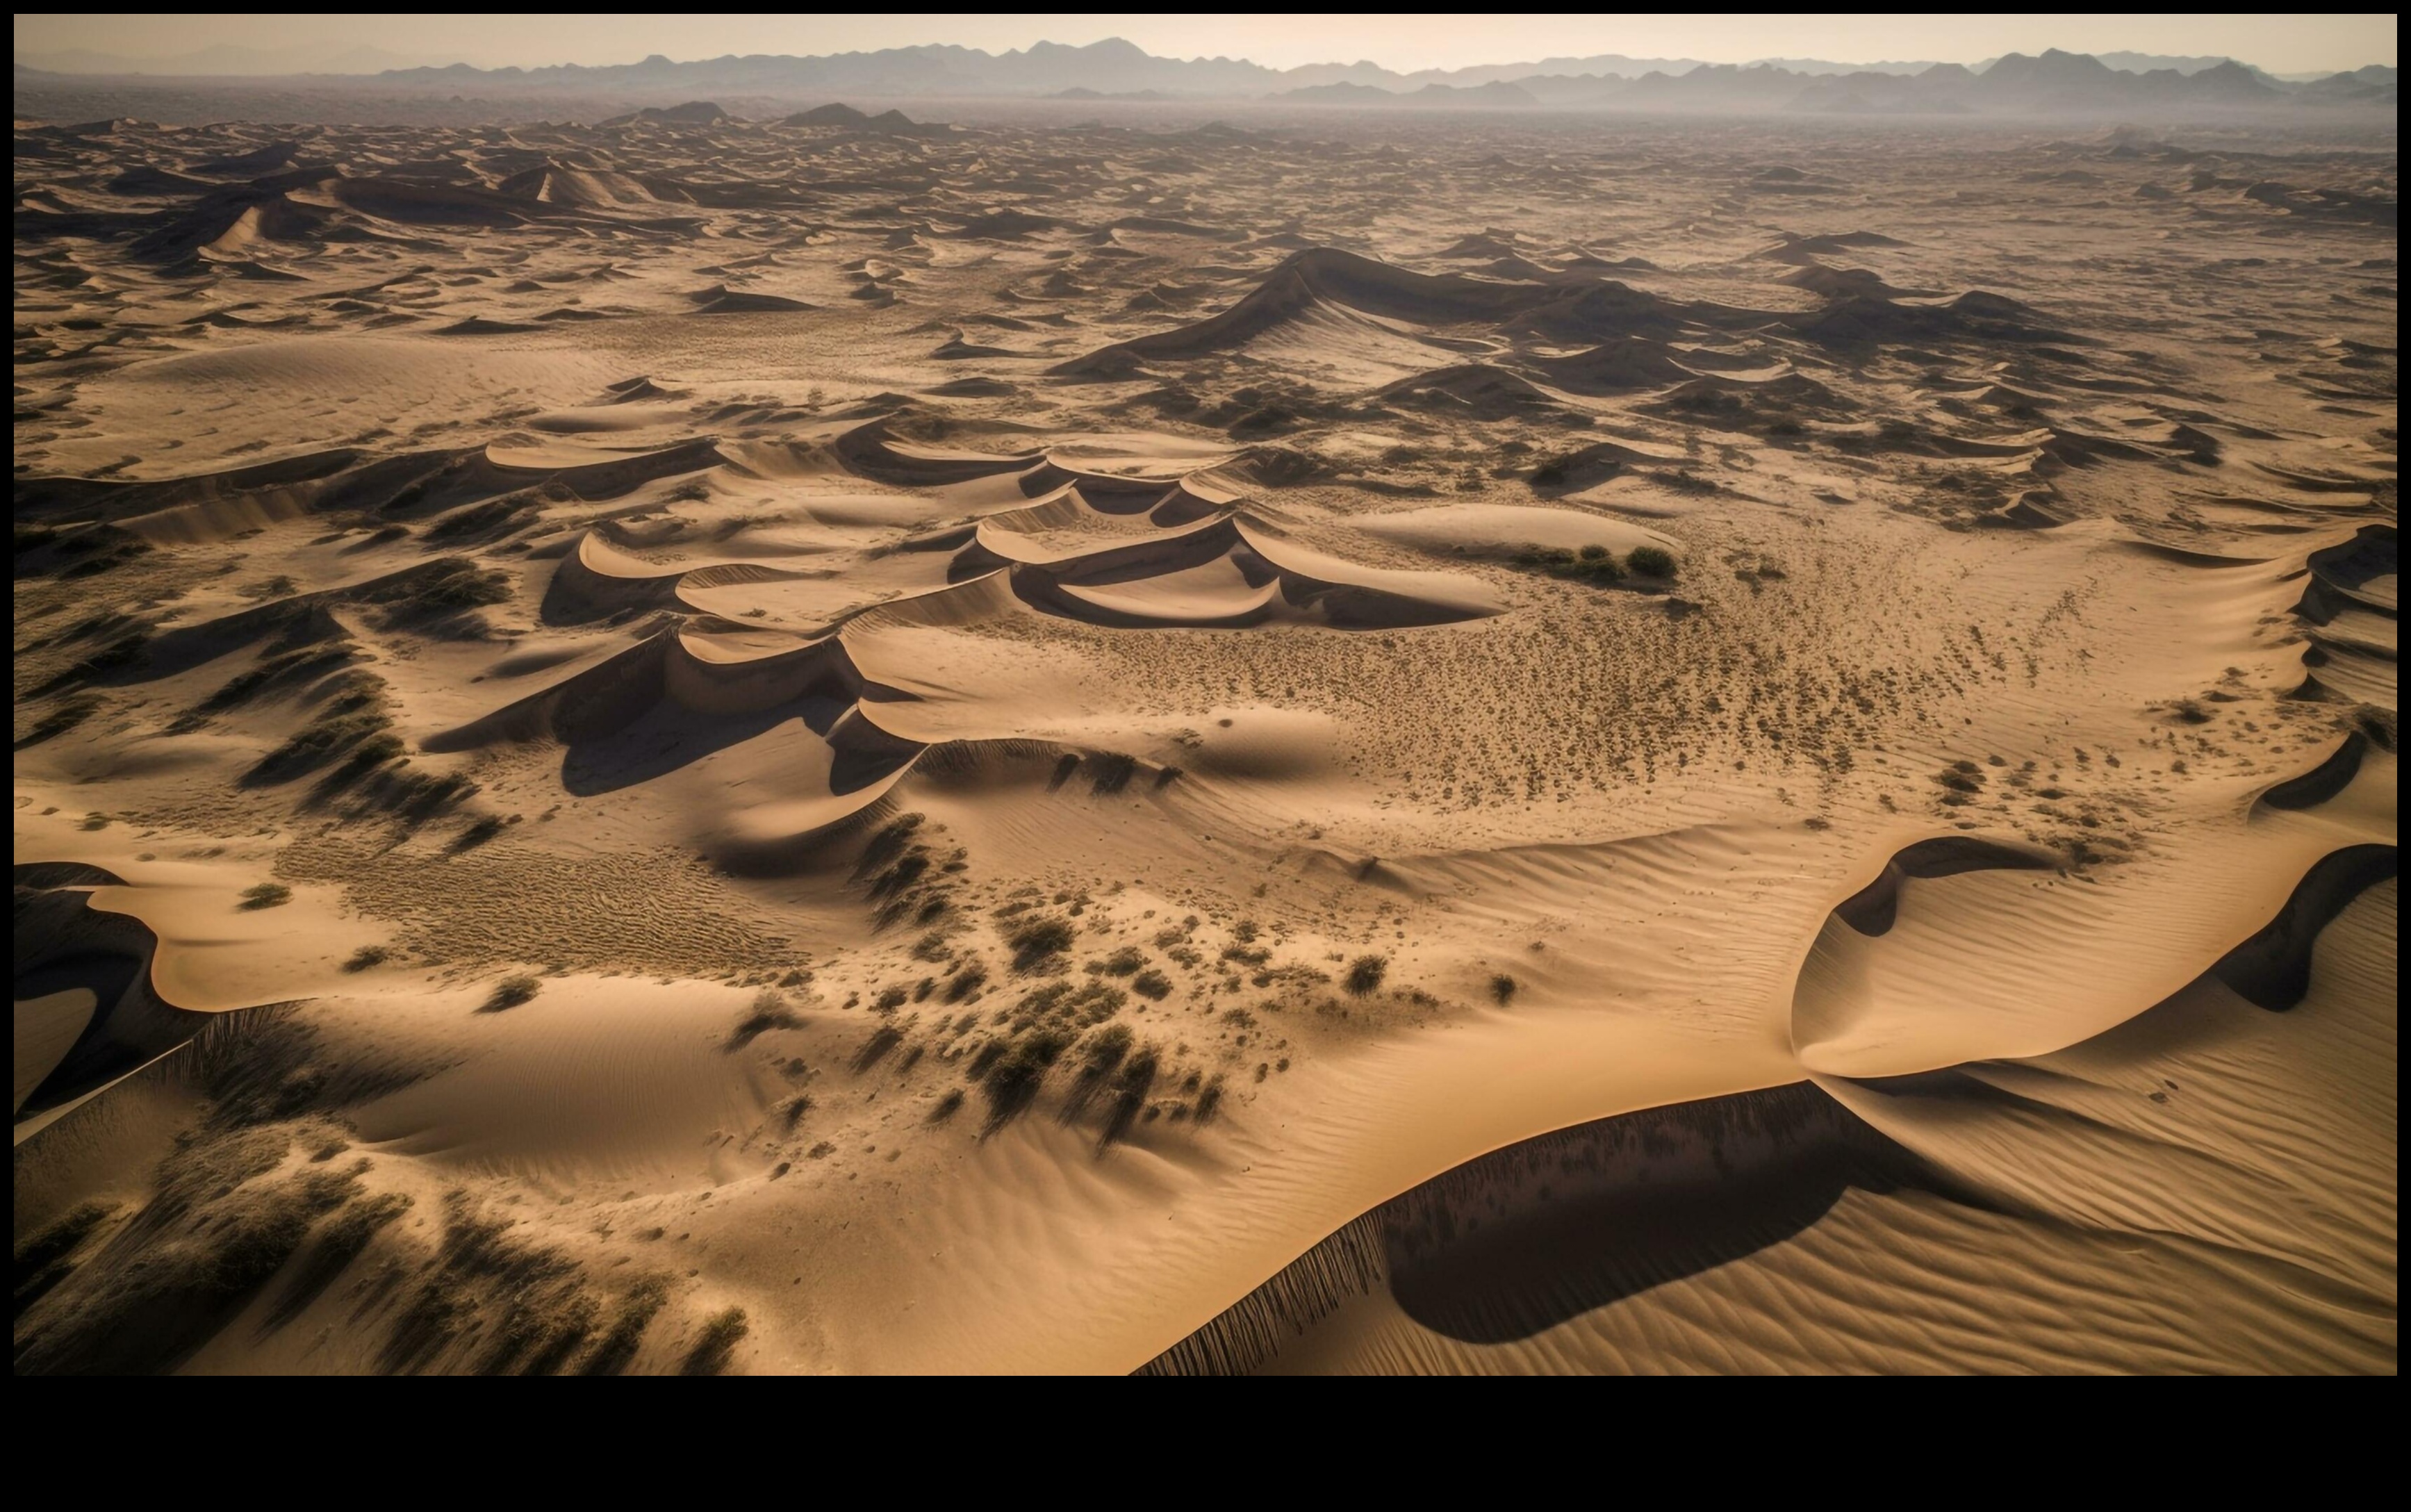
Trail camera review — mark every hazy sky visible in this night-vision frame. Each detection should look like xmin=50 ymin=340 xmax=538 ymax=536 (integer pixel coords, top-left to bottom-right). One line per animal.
xmin=13 ymin=13 xmax=2400 ymax=74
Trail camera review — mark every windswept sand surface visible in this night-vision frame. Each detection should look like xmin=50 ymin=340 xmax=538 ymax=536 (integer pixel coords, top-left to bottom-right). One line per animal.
xmin=13 ymin=108 xmax=2396 ymax=1374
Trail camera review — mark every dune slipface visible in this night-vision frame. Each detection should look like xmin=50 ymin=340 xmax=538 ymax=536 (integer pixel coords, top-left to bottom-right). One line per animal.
xmin=11 ymin=94 xmax=2396 ymax=1377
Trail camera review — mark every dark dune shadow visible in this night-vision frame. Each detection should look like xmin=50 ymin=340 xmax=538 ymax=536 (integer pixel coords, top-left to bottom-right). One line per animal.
xmin=1380 ymin=1083 xmax=1925 ymax=1345
xmin=1833 ymin=835 xmax=2062 ymax=936
xmin=555 ymin=691 xmax=857 ymax=795
xmin=2212 ymin=843 xmax=2398 ymax=1010
xmin=14 ymin=884 xmax=217 ymax=1121
xmin=1138 ymin=1082 xmax=1938 ymax=1374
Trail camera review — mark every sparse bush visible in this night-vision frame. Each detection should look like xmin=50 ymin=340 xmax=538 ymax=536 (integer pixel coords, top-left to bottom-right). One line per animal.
xmin=681 ymin=1307 xmax=750 ymax=1375
xmin=944 ymin=961 xmax=988 ymax=1003
xmin=729 ymin=989 xmax=803 ymax=1047
xmin=1343 ymin=954 xmax=1388 ymax=996
xmin=1087 ymin=946 xmax=1146 ymax=976
xmin=1489 ymin=973 xmax=1517 ymax=1005
xmin=980 ymin=1027 xmax=1073 ymax=1132
xmin=238 ymin=882 xmax=292 ymax=911
xmin=450 ymin=815 xmax=507 ymax=852
xmin=579 ymin=1276 xmax=670 ymax=1377
xmin=20 ymin=693 xmax=101 ymax=746
xmin=481 ymin=974 xmax=541 ymax=1012
xmin=342 ymin=945 xmax=390 ymax=973
xmin=1130 ymin=969 xmax=1174 ymax=1001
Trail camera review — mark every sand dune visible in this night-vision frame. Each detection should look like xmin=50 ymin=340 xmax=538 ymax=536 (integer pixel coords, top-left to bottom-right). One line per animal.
xmin=13 ymin=104 xmax=2395 ymax=1376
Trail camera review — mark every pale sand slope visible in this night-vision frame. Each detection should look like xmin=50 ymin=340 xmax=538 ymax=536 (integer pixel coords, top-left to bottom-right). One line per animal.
xmin=13 ymin=110 xmax=2396 ymax=1373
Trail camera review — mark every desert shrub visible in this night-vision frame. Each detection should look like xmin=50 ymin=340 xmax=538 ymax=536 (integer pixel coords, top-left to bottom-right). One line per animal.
xmin=265 ymin=1190 xmax=411 ymax=1327
xmin=13 ymin=1201 xmax=117 ymax=1315
xmin=1004 ymin=914 xmax=1076 ymax=971
xmin=851 ymin=1024 xmax=903 ymax=1072
xmin=1089 ymin=752 xmax=1138 ymax=794
xmin=928 ymin=1087 xmax=965 ymax=1123
xmin=1626 ymin=545 xmax=1678 ymax=581
xmin=199 ymin=644 xmax=356 ymax=714
xmin=450 ymin=815 xmax=507 ymax=853
xmin=238 ymin=882 xmax=293 ymax=911
xmin=873 ymin=985 xmax=910 ymax=1013
xmin=944 ymin=961 xmax=988 ymax=1002
xmin=1194 ymin=1074 xmax=1226 ymax=1126
xmin=481 ymin=974 xmax=541 ymax=1012
xmin=19 ymin=693 xmax=101 ymax=746
xmin=681 ymin=1306 xmax=750 ymax=1375
xmin=1343 ymin=954 xmax=1389 ymax=996
xmin=1489 ymin=973 xmax=1517 ymax=1005
xmin=1130 ymin=969 xmax=1174 ymax=1001
xmin=425 ymin=495 xmax=534 ymax=541
xmin=1010 ymin=980 xmax=1126 ymax=1032
xmin=1087 ymin=946 xmax=1146 ymax=976
xmin=1098 ymin=1046 xmax=1160 ymax=1147
xmin=341 ymin=945 xmax=390 ymax=973
xmin=980 ymin=1027 xmax=1072 ymax=1132
xmin=579 ymin=1276 xmax=670 ymax=1377
xmin=1577 ymin=543 xmax=1608 ymax=561
xmin=729 ymin=990 xmax=803 ymax=1048
xmin=414 ymin=557 xmax=512 ymax=608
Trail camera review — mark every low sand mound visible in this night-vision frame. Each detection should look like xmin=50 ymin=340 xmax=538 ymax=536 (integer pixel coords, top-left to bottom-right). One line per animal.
xmin=1353 ymin=502 xmax=1679 ymax=560
xmin=1788 ymin=289 xmax=2073 ymax=348
xmin=497 ymin=161 xmax=657 ymax=207
xmin=1752 ymin=229 xmax=1911 ymax=263
xmin=1526 ymin=337 xmax=1697 ymax=393
xmin=128 ymin=187 xmax=332 ymax=261
xmin=687 ymin=284 xmax=816 ymax=315
xmin=1374 ymin=363 xmax=1565 ymax=417
xmin=830 ymin=420 xmax=1042 ymax=486
xmin=1779 ymin=263 xmax=1936 ymax=300
xmin=1053 ymin=248 xmax=1726 ymax=376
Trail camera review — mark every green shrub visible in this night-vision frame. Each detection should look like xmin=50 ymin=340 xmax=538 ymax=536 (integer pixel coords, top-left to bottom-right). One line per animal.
xmin=1626 ymin=545 xmax=1677 ymax=580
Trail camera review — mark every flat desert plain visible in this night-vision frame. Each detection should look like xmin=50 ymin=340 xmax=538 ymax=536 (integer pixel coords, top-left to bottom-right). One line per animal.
xmin=13 ymin=106 xmax=2397 ymax=1374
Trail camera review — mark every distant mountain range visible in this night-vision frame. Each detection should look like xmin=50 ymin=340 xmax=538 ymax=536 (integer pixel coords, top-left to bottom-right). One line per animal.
xmin=12 ymin=38 xmax=2397 ymax=113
